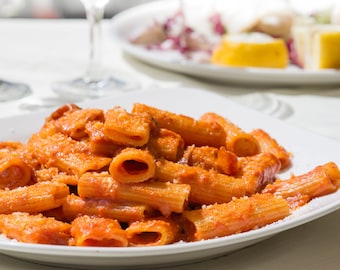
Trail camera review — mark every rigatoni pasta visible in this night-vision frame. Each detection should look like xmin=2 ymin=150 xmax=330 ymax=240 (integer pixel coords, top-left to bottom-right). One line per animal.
xmin=63 ymin=194 xmax=151 ymax=223
xmin=104 ymin=106 xmax=153 ymax=147
xmin=0 ymin=181 xmax=69 ymax=214
xmin=77 ymin=172 xmax=190 ymax=216
xmin=109 ymin=148 xmax=156 ymax=183
xmin=262 ymin=162 xmax=340 ymax=208
xmin=155 ymin=159 xmax=247 ymax=204
xmin=182 ymin=193 xmax=290 ymax=241
xmin=0 ymin=154 xmax=32 ymax=189
xmin=132 ymin=103 xmax=227 ymax=148
xmin=85 ymin=121 xmax=121 ymax=156
xmin=51 ymin=108 xmax=105 ymax=140
xmin=200 ymin=112 xmax=259 ymax=157
xmin=146 ymin=128 xmax=184 ymax=162
xmin=237 ymin=152 xmax=281 ymax=195
xmin=0 ymin=212 xmax=71 ymax=245
xmin=181 ymin=145 xmax=238 ymax=175
xmin=27 ymin=132 xmax=112 ymax=176
xmin=70 ymin=215 xmax=128 ymax=247
xmin=250 ymin=128 xmax=292 ymax=170
xmin=0 ymin=102 xmax=338 ymax=247
xmin=126 ymin=217 xmax=181 ymax=246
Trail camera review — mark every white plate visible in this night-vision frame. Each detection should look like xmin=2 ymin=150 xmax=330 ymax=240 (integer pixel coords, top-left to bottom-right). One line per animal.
xmin=1 ymin=87 xmax=340 ymax=269
xmin=110 ymin=0 xmax=340 ymax=86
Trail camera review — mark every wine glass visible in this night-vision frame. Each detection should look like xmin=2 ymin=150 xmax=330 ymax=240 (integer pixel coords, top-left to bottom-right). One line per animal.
xmin=0 ymin=1 xmax=32 ymax=102
xmin=52 ymin=0 xmax=139 ymax=100
xmin=0 ymin=79 xmax=31 ymax=102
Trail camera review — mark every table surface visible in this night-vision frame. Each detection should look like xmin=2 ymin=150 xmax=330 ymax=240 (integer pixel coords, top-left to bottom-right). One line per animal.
xmin=1 ymin=18 xmax=340 ymax=270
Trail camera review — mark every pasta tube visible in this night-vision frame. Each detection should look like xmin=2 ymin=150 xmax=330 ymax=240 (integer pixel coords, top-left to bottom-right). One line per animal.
xmin=147 ymin=128 xmax=184 ymax=162
xmin=70 ymin=215 xmax=128 ymax=247
xmin=109 ymin=148 xmax=156 ymax=183
xmin=132 ymin=103 xmax=226 ymax=148
xmin=181 ymin=145 xmax=238 ymax=175
xmin=0 ymin=155 xmax=33 ymax=189
xmin=63 ymin=194 xmax=150 ymax=222
xmin=78 ymin=172 xmax=190 ymax=216
xmin=0 ymin=212 xmax=71 ymax=245
xmin=52 ymin=108 xmax=105 ymax=140
xmin=35 ymin=167 xmax=79 ymax=186
xmin=238 ymin=152 xmax=281 ymax=195
xmin=103 ymin=106 xmax=152 ymax=147
xmin=262 ymin=162 xmax=340 ymax=208
xmin=0 ymin=141 xmax=24 ymax=159
xmin=45 ymin=103 xmax=80 ymax=122
xmin=85 ymin=121 xmax=121 ymax=156
xmin=200 ymin=112 xmax=259 ymax=157
xmin=35 ymin=167 xmax=59 ymax=182
xmin=182 ymin=193 xmax=290 ymax=241
xmin=250 ymin=128 xmax=292 ymax=170
xmin=155 ymin=159 xmax=247 ymax=204
xmin=28 ymin=132 xmax=112 ymax=175
xmin=326 ymin=162 xmax=340 ymax=188
xmin=0 ymin=181 xmax=69 ymax=214
xmin=126 ymin=217 xmax=181 ymax=246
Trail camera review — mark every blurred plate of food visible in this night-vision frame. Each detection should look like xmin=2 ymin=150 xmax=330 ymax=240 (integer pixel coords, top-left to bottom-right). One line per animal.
xmin=110 ymin=0 xmax=340 ymax=86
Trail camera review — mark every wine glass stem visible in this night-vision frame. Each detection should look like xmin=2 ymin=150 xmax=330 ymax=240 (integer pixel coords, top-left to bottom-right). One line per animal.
xmin=84 ymin=4 xmax=105 ymax=82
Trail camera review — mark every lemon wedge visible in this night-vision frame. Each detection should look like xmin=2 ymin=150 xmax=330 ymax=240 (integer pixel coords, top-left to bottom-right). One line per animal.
xmin=211 ymin=32 xmax=288 ymax=68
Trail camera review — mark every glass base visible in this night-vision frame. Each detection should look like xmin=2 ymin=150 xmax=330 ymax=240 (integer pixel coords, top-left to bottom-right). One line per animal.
xmin=52 ymin=74 xmax=140 ymax=101
xmin=0 ymin=80 xmax=32 ymax=102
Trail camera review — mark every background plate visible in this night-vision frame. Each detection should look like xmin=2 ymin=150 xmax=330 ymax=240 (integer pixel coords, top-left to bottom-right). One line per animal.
xmin=1 ymin=87 xmax=340 ymax=269
xmin=110 ymin=0 xmax=340 ymax=86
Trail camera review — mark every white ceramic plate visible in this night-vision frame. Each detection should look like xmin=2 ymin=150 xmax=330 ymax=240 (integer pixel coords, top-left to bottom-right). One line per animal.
xmin=110 ymin=0 xmax=340 ymax=86
xmin=1 ymin=87 xmax=340 ymax=269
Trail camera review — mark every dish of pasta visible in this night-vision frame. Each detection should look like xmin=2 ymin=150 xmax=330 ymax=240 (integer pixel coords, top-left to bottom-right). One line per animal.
xmin=0 ymin=87 xmax=340 ymax=269
xmin=110 ymin=0 xmax=340 ymax=86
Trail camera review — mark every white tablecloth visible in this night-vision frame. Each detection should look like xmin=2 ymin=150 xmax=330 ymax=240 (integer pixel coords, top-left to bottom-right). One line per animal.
xmin=1 ymin=19 xmax=340 ymax=270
